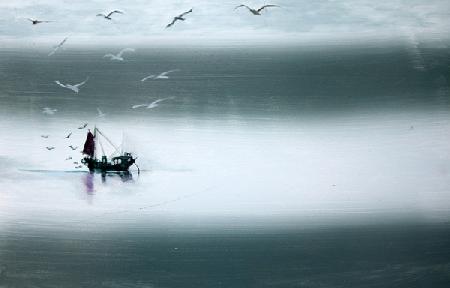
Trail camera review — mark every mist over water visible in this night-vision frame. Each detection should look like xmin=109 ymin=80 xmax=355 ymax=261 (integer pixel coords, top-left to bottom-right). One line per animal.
xmin=1 ymin=45 xmax=450 ymax=287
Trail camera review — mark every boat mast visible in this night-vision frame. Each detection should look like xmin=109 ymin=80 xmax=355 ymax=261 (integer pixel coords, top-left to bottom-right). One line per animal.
xmin=121 ymin=132 xmax=124 ymax=155
xmin=93 ymin=126 xmax=97 ymax=159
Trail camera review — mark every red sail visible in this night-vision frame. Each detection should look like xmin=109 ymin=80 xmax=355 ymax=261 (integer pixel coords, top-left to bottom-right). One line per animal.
xmin=82 ymin=131 xmax=95 ymax=157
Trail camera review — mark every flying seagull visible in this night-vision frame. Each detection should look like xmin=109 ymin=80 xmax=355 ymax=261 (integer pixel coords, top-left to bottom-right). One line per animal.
xmin=65 ymin=156 xmax=72 ymax=160
xmin=46 ymin=146 xmax=55 ymax=150
xmin=65 ymin=132 xmax=72 ymax=139
xmin=27 ymin=18 xmax=52 ymax=25
xmin=141 ymin=74 xmax=156 ymax=82
xmin=96 ymin=10 xmax=124 ymax=20
xmin=141 ymin=69 xmax=180 ymax=81
xmin=41 ymin=135 xmax=49 ymax=138
xmin=42 ymin=107 xmax=57 ymax=115
xmin=234 ymin=4 xmax=280 ymax=15
xmin=132 ymin=97 xmax=175 ymax=109
xmin=97 ymin=108 xmax=106 ymax=117
xmin=73 ymin=161 xmax=79 ymax=165
xmin=103 ymin=48 xmax=135 ymax=61
xmin=78 ymin=123 xmax=88 ymax=129
xmin=55 ymin=77 xmax=89 ymax=93
xmin=75 ymin=165 xmax=83 ymax=169
xmin=48 ymin=37 xmax=68 ymax=56
xmin=69 ymin=145 xmax=78 ymax=150
xmin=166 ymin=9 xmax=193 ymax=28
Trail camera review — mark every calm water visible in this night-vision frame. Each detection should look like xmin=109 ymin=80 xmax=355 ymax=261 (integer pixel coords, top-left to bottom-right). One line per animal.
xmin=0 ymin=45 xmax=450 ymax=287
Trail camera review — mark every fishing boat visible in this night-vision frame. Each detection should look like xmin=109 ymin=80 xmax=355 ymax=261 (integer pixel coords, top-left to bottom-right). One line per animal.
xmin=81 ymin=127 xmax=138 ymax=173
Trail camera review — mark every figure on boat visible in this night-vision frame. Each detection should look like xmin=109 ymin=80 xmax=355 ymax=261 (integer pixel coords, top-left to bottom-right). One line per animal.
xmin=81 ymin=127 xmax=138 ymax=173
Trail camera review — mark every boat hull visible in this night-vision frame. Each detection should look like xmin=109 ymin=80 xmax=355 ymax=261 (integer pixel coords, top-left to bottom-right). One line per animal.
xmin=82 ymin=155 xmax=135 ymax=172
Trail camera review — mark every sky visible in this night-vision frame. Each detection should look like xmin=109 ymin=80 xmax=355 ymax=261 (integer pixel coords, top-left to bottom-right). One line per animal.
xmin=0 ymin=0 xmax=449 ymax=47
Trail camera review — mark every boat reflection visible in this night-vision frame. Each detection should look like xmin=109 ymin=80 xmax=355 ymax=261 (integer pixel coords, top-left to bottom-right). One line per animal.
xmin=101 ymin=171 xmax=134 ymax=182
xmin=84 ymin=172 xmax=95 ymax=195
xmin=83 ymin=171 xmax=135 ymax=194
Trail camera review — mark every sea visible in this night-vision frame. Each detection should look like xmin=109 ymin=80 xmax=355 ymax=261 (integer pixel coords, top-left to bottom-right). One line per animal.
xmin=0 ymin=43 xmax=450 ymax=287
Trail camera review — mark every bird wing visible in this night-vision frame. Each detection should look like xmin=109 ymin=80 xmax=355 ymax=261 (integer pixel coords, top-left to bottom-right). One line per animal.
xmin=27 ymin=18 xmax=35 ymax=22
xmin=59 ymin=37 xmax=68 ymax=47
xmin=141 ymin=75 xmax=155 ymax=81
xmin=74 ymin=77 xmax=89 ymax=88
xmin=132 ymin=104 xmax=147 ymax=109
xmin=117 ymin=48 xmax=135 ymax=57
xmin=55 ymin=81 xmax=67 ymax=88
xmin=179 ymin=8 xmax=193 ymax=17
xmin=107 ymin=10 xmax=124 ymax=17
xmin=234 ymin=5 xmax=251 ymax=11
xmin=257 ymin=5 xmax=280 ymax=12
xmin=48 ymin=47 xmax=58 ymax=56
xmin=150 ymin=99 xmax=164 ymax=105
xmin=49 ymin=37 xmax=67 ymax=56
xmin=96 ymin=13 xmax=106 ymax=17
xmin=159 ymin=69 xmax=179 ymax=77
xmin=151 ymin=96 xmax=174 ymax=105
xmin=166 ymin=18 xmax=177 ymax=28
xmin=43 ymin=107 xmax=57 ymax=114
xmin=103 ymin=53 xmax=115 ymax=58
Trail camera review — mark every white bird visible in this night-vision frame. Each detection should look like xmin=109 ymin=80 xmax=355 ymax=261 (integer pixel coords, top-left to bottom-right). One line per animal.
xmin=103 ymin=48 xmax=135 ymax=61
xmin=55 ymin=77 xmax=89 ymax=93
xmin=65 ymin=132 xmax=72 ymax=139
xmin=27 ymin=18 xmax=52 ymax=25
xmin=96 ymin=10 xmax=124 ymax=20
xmin=97 ymin=108 xmax=106 ymax=117
xmin=140 ymin=74 xmax=155 ymax=82
xmin=65 ymin=156 xmax=72 ymax=160
xmin=46 ymin=146 xmax=55 ymax=150
xmin=42 ymin=107 xmax=57 ymax=115
xmin=69 ymin=145 xmax=78 ymax=150
xmin=141 ymin=69 xmax=180 ymax=81
xmin=78 ymin=123 xmax=88 ymax=129
xmin=234 ymin=4 xmax=280 ymax=15
xmin=48 ymin=37 xmax=68 ymax=56
xmin=132 ymin=97 xmax=175 ymax=109
xmin=166 ymin=9 xmax=193 ymax=28
xmin=41 ymin=135 xmax=49 ymax=138
xmin=75 ymin=165 xmax=83 ymax=169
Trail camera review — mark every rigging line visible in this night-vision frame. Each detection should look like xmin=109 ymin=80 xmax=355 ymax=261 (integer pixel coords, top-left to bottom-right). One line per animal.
xmin=95 ymin=128 xmax=120 ymax=152
xmin=98 ymin=136 xmax=106 ymax=156
xmin=110 ymin=144 xmax=122 ymax=158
